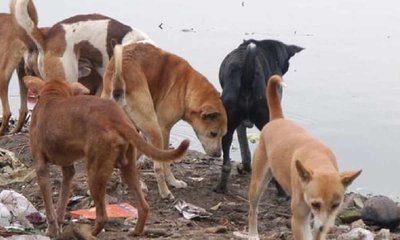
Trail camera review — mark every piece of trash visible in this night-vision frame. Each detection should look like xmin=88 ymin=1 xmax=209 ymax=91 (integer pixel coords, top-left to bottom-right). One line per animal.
xmin=2 ymin=235 xmax=50 ymax=240
xmin=0 ymin=148 xmax=36 ymax=186
xmin=188 ymin=177 xmax=204 ymax=182
xmin=70 ymin=202 xmax=138 ymax=220
xmin=337 ymin=227 xmax=374 ymax=240
xmin=210 ymin=202 xmax=223 ymax=211
xmin=174 ymin=200 xmax=212 ymax=220
xmin=233 ymin=231 xmax=248 ymax=239
xmin=247 ymin=133 xmax=259 ymax=143
xmin=0 ymin=190 xmax=44 ymax=228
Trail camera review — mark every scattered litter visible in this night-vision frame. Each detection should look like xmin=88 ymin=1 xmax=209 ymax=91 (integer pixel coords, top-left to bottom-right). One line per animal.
xmin=247 ymin=133 xmax=259 ymax=143
xmin=0 ymin=148 xmax=36 ymax=186
xmin=174 ymin=200 xmax=212 ymax=220
xmin=188 ymin=177 xmax=204 ymax=182
xmin=210 ymin=202 xmax=223 ymax=211
xmin=337 ymin=227 xmax=374 ymax=240
xmin=0 ymin=190 xmax=45 ymax=229
xmin=233 ymin=231 xmax=248 ymax=239
xmin=0 ymin=235 xmax=50 ymax=240
xmin=70 ymin=202 xmax=138 ymax=220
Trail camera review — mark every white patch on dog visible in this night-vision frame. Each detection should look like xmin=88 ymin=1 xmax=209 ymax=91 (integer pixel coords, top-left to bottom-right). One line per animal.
xmin=13 ymin=0 xmax=34 ymax=36
xmin=61 ymin=19 xmax=110 ymax=82
xmin=122 ymin=28 xmax=156 ymax=46
xmin=13 ymin=0 xmax=45 ymax=77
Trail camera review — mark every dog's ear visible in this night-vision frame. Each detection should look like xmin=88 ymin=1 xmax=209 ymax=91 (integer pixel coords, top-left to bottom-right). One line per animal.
xmin=70 ymin=82 xmax=90 ymax=96
xmin=78 ymin=58 xmax=92 ymax=78
xmin=340 ymin=169 xmax=362 ymax=188
xmin=200 ymin=105 xmax=221 ymax=121
xmin=23 ymin=76 xmax=45 ymax=95
xmin=287 ymin=45 xmax=304 ymax=57
xmin=295 ymin=160 xmax=313 ymax=183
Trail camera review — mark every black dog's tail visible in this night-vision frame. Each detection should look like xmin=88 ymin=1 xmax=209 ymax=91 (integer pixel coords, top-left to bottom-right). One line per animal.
xmin=266 ymin=75 xmax=284 ymax=120
xmin=242 ymin=42 xmax=257 ymax=90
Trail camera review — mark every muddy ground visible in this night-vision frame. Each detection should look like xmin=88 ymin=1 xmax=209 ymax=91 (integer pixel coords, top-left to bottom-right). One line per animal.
xmin=1 ymin=130 xmax=400 ymax=239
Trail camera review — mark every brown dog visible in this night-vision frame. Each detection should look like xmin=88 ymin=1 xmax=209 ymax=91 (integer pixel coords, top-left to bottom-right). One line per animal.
xmin=247 ymin=75 xmax=362 ymax=240
xmin=101 ymin=43 xmax=227 ymax=199
xmin=24 ymin=76 xmax=189 ymax=238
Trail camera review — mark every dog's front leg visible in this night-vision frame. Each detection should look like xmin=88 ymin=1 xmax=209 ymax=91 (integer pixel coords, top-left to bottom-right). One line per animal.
xmin=56 ymin=165 xmax=76 ymax=226
xmin=291 ymin=206 xmax=312 ymax=240
xmin=214 ymin=129 xmax=235 ymax=193
xmin=35 ymin=160 xmax=59 ymax=237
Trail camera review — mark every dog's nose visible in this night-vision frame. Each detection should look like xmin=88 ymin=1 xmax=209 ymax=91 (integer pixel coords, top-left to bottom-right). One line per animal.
xmin=319 ymin=225 xmax=324 ymax=232
xmin=112 ymin=89 xmax=124 ymax=100
xmin=209 ymin=151 xmax=221 ymax=158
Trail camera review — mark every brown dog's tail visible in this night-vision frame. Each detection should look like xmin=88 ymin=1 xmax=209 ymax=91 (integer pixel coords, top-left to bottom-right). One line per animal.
xmin=125 ymin=127 xmax=190 ymax=162
xmin=111 ymin=44 xmax=126 ymax=100
xmin=10 ymin=0 xmax=45 ymax=52
xmin=266 ymin=75 xmax=284 ymax=120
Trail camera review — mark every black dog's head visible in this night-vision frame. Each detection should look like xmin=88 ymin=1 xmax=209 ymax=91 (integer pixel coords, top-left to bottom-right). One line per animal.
xmin=241 ymin=39 xmax=303 ymax=76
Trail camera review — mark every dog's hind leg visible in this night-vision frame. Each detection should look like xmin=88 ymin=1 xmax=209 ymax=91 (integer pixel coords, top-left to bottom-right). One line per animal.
xmin=56 ymin=165 xmax=75 ymax=226
xmin=121 ymin=148 xmax=149 ymax=236
xmin=236 ymin=123 xmax=252 ymax=173
xmin=12 ymin=62 xmax=29 ymax=134
xmin=248 ymin=141 xmax=272 ymax=240
xmin=86 ymin=153 xmax=115 ymax=236
xmin=35 ymin=156 xmax=59 ymax=237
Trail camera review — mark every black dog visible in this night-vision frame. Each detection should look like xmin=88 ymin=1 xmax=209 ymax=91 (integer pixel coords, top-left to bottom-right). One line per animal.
xmin=214 ymin=39 xmax=303 ymax=193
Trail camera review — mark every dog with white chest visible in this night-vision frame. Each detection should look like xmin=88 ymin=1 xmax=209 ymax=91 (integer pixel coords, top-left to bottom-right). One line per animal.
xmin=247 ymin=75 xmax=362 ymax=240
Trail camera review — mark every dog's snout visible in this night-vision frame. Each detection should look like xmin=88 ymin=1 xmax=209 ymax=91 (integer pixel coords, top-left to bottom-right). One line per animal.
xmin=112 ymin=89 xmax=124 ymax=100
xmin=319 ymin=225 xmax=324 ymax=232
xmin=209 ymin=151 xmax=221 ymax=158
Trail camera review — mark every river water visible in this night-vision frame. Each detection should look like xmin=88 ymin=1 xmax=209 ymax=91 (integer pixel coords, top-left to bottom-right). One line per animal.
xmin=1 ymin=0 xmax=400 ymax=198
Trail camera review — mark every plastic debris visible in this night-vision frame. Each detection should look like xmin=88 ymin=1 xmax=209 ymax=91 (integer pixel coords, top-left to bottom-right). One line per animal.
xmin=174 ymin=200 xmax=212 ymax=220
xmin=70 ymin=202 xmax=138 ymax=220
xmin=337 ymin=227 xmax=374 ymax=240
xmin=0 ymin=190 xmax=44 ymax=228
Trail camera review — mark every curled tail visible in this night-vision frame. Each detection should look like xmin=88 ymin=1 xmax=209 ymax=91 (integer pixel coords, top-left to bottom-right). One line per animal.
xmin=110 ymin=44 xmax=126 ymax=100
xmin=266 ymin=75 xmax=284 ymax=120
xmin=10 ymin=0 xmax=44 ymax=50
xmin=125 ymin=127 xmax=190 ymax=162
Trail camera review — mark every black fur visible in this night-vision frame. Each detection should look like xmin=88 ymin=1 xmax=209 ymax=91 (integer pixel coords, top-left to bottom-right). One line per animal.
xmin=214 ymin=39 xmax=303 ymax=193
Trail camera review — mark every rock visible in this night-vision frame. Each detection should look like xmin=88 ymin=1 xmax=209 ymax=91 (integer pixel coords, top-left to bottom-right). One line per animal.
xmin=351 ymin=219 xmax=367 ymax=229
xmin=337 ymin=227 xmax=374 ymax=240
xmin=375 ymin=228 xmax=390 ymax=240
xmin=205 ymin=225 xmax=227 ymax=233
xmin=361 ymin=196 xmax=400 ymax=229
xmin=338 ymin=208 xmax=362 ymax=224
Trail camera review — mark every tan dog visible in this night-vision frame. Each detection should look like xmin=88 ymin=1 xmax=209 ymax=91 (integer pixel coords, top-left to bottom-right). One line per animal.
xmin=248 ymin=75 xmax=362 ymax=240
xmin=101 ymin=43 xmax=227 ymax=199
xmin=25 ymin=76 xmax=189 ymax=238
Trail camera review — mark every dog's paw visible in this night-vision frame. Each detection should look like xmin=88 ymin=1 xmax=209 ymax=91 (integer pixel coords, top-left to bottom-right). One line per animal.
xmin=237 ymin=163 xmax=252 ymax=175
xmin=170 ymin=179 xmax=187 ymax=189
xmin=160 ymin=190 xmax=175 ymax=201
xmin=213 ymin=184 xmax=228 ymax=194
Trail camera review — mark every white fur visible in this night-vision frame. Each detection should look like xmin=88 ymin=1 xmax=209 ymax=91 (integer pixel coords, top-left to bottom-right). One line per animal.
xmin=122 ymin=28 xmax=156 ymax=46
xmin=61 ymin=19 xmax=110 ymax=82
xmin=13 ymin=0 xmax=34 ymax=35
xmin=302 ymin=214 xmax=313 ymax=240
xmin=13 ymin=0 xmax=45 ymax=77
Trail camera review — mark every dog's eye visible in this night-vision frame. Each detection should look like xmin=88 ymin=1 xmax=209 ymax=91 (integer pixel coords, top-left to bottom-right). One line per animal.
xmin=311 ymin=202 xmax=321 ymax=210
xmin=210 ymin=132 xmax=218 ymax=138
xmin=331 ymin=203 xmax=339 ymax=210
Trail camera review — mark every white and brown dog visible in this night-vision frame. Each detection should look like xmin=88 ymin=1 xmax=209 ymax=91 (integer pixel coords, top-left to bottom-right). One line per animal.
xmin=247 ymin=75 xmax=362 ymax=240
xmin=11 ymin=0 xmax=153 ymax=94
xmin=101 ymin=43 xmax=227 ymax=200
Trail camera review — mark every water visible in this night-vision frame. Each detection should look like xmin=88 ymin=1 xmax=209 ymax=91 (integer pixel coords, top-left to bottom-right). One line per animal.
xmin=1 ymin=0 xmax=400 ymax=198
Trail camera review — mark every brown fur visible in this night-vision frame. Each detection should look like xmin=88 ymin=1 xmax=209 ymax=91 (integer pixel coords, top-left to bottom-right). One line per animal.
xmin=247 ymin=75 xmax=361 ymax=240
xmin=25 ymin=76 xmax=189 ymax=238
xmin=101 ymin=43 xmax=227 ymax=199
xmin=0 ymin=12 xmax=34 ymax=135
